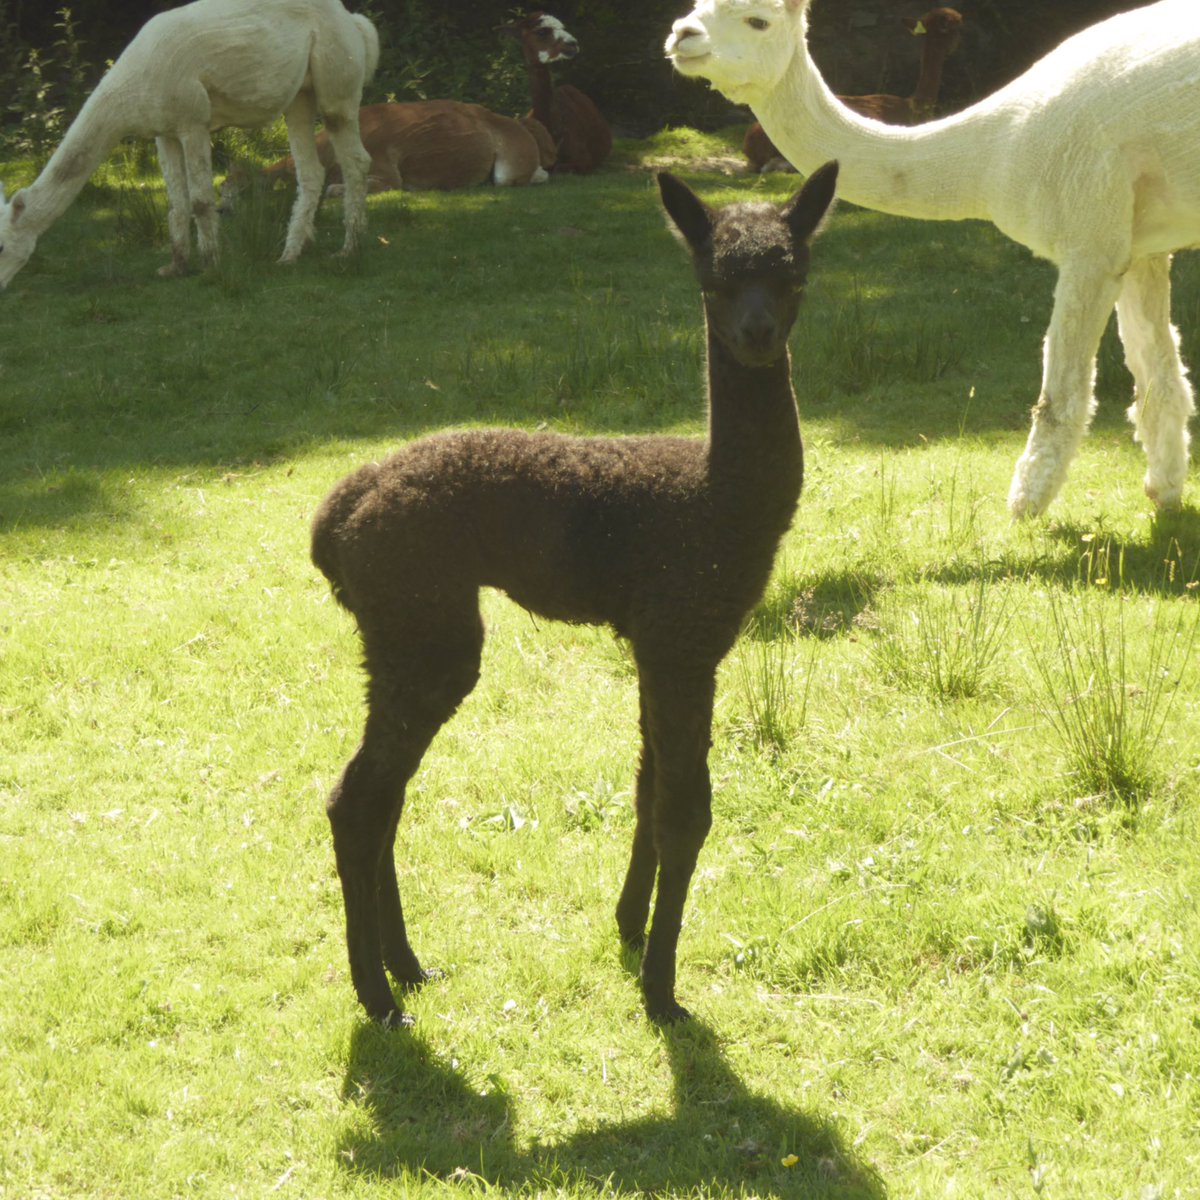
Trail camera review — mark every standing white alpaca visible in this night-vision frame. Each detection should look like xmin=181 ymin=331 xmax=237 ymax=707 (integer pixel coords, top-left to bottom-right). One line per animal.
xmin=666 ymin=0 xmax=1200 ymax=518
xmin=0 ymin=0 xmax=378 ymax=287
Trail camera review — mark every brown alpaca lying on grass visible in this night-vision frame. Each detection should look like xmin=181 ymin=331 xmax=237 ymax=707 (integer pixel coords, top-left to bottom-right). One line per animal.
xmin=222 ymin=101 xmax=556 ymax=203
xmin=311 ymin=161 xmax=839 ymax=1026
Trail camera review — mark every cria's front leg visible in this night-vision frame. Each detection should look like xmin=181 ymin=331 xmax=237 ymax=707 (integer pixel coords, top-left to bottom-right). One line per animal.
xmin=634 ymin=665 xmax=715 ymax=1023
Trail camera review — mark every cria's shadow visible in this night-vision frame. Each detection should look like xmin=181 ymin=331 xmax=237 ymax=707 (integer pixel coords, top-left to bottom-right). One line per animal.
xmin=337 ymin=1018 xmax=885 ymax=1198
xmin=753 ymin=569 xmax=887 ymax=641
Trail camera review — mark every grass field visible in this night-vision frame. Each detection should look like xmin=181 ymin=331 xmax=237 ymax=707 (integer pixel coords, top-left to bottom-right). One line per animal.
xmin=2 ymin=127 xmax=1199 ymax=1199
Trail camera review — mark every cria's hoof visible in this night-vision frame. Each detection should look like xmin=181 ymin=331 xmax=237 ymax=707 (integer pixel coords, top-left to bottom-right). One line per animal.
xmin=647 ymin=1000 xmax=692 ymax=1025
xmin=379 ymin=1008 xmax=415 ymax=1030
xmin=398 ymin=967 xmax=444 ymax=992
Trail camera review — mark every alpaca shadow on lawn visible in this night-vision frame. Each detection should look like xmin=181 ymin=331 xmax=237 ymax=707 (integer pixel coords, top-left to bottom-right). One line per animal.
xmin=337 ymin=1018 xmax=886 ymax=1198
xmin=923 ymin=503 xmax=1200 ymax=596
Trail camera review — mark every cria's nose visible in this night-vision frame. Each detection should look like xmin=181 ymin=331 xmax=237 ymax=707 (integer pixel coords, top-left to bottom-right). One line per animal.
xmin=740 ymin=313 xmax=778 ymax=352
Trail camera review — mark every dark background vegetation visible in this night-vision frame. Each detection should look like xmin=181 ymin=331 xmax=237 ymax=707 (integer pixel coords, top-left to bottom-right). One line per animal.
xmin=0 ymin=0 xmax=1157 ymax=150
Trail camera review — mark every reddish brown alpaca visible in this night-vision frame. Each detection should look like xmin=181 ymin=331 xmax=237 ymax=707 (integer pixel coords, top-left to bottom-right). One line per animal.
xmin=744 ymin=6 xmax=963 ymax=172
xmin=225 ymin=101 xmax=555 ymax=200
xmin=501 ymin=11 xmax=612 ymax=175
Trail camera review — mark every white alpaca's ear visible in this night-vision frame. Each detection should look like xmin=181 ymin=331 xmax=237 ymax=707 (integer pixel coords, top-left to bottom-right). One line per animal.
xmin=10 ymin=189 xmax=26 ymax=222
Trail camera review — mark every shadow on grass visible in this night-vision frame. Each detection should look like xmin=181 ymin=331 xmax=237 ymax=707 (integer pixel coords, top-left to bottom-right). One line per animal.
xmin=337 ymin=1018 xmax=886 ymax=1198
xmin=919 ymin=505 xmax=1200 ymax=597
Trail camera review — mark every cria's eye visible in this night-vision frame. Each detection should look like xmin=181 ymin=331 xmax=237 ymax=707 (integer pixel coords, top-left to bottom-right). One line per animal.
xmin=746 ymin=16 xmax=770 ymax=30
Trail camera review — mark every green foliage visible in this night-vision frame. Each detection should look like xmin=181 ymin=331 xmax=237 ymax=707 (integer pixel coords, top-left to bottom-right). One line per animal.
xmin=2 ymin=6 xmax=91 ymax=163
xmin=2 ymin=136 xmax=1200 ymax=1200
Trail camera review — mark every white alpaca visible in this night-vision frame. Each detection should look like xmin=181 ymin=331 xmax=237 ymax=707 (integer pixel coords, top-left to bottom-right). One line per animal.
xmin=666 ymin=0 xmax=1200 ymax=517
xmin=0 ymin=0 xmax=378 ymax=287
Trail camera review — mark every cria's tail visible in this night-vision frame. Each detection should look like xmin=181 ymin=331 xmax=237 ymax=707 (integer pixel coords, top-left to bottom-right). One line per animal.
xmin=311 ymin=466 xmax=377 ymax=611
xmin=353 ymin=13 xmax=380 ymax=83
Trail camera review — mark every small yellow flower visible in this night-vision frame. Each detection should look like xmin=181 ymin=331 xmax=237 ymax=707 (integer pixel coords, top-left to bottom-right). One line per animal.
xmin=782 ymin=1154 xmax=799 ymax=1168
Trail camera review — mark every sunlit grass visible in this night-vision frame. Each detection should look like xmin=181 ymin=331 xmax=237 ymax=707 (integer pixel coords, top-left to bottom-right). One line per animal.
xmin=2 ymin=133 xmax=1200 ymax=1199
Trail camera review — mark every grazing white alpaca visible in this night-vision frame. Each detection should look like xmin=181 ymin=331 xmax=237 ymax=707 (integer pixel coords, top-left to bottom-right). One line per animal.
xmin=667 ymin=0 xmax=1200 ymax=517
xmin=0 ymin=0 xmax=378 ymax=287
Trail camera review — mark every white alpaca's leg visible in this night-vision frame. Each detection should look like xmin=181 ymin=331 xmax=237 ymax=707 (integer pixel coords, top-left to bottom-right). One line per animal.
xmin=322 ymin=114 xmax=371 ymax=254
xmin=280 ymin=92 xmax=323 ymax=263
xmin=1007 ymin=259 xmax=1123 ymax=519
xmin=156 ymin=136 xmax=192 ymax=276
xmin=177 ymin=127 xmax=219 ymax=264
xmin=1117 ymin=255 xmax=1194 ymax=510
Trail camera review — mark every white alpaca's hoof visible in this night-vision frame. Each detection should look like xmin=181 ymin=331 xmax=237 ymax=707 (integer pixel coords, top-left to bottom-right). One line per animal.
xmin=1007 ymin=474 xmax=1050 ymax=521
xmin=1145 ymin=476 xmax=1184 ymax=511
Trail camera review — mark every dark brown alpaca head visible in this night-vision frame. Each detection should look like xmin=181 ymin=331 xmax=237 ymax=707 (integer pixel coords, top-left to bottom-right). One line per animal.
xmin=657 ymin=162 xmax=839 ymax=368
xmin=902 ymin=7 xmax=964 ymax=53
xmin=500 ymin=11 xmax=580 ymax=65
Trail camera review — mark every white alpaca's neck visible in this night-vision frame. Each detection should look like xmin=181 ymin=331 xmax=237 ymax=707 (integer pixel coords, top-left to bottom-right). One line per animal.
xmin=22 ymin=74 xmax=130 ymax=234
xmin=756 ymin=29 xmax=997 ymax=224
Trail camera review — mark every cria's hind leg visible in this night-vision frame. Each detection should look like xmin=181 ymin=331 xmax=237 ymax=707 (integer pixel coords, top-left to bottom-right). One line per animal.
xmin=327 ymin=610 xmax=483 ymax=1025
xmin=1118 ymin=255 xmax=1195 ymax=510
xmin=616 ymin=689 xmax=658 ymax=951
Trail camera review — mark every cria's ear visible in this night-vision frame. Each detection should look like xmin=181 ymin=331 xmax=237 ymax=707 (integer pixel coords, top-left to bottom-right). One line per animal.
xmin=658 ymin=172 xmax=714 ymax=250
xmin=9 ymin=188 xmax=26 ymax=222
xmin=781 ymin=159 xmax=838 ymax=244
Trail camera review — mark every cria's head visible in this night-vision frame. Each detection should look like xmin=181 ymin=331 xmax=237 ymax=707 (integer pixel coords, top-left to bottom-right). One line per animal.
xmin=0 ymin=184 xmax=36 ymax=290
xmin=665 ymin=0 xmax=808 ymax=105
xmin=658 ymin=160 xmax=837 ymax=367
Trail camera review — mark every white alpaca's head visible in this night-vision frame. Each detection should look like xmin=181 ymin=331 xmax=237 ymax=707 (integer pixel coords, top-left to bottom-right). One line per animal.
xmin=665 ymin=0 xmax=808 ymax=105
xmin=0 ymin=185 xmax=36 ymax=289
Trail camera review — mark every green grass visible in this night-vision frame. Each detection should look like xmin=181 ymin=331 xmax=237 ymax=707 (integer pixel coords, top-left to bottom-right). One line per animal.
xmin=2 ymin=130 xmax=1200 ymax=1199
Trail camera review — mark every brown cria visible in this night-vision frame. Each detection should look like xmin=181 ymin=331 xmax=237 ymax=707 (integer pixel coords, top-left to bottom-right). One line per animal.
xmin=500 ymin=11 xmax=612 ymax=174
xmin=744 ymin=7 xmax=963 ymax=172
xmin=311 ymin=161 xmax=840 ymax=1028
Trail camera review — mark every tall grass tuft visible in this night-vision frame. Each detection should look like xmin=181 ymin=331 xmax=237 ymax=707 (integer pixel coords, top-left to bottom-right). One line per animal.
xmin=872 ymin=575 xmax=1015 ymax=700
xmin=731 ymin=626 xmax=816 ymax=756
xmin=1030 ymin=549 xmax=1199 ymax=803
